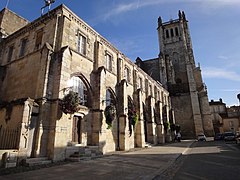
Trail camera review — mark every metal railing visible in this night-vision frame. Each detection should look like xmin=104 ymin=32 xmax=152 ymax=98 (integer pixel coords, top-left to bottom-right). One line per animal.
xmin=0 ymin=126 xmax=20 ymax=149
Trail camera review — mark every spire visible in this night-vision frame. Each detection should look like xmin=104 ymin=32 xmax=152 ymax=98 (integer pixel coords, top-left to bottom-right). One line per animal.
xmin=182 ymin=11 xmax=186 ymax=20
xmin=178 ymin=10 xmax=182 ymax=19
xmin=158 ymin=16 xmax=162 ymax=27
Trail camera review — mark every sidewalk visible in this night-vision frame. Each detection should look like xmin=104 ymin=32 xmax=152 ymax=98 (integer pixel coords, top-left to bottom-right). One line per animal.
xmin=0 ymin=140 xmax=194 ymax=180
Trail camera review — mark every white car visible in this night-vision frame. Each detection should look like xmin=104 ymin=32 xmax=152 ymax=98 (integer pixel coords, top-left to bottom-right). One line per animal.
xmin=197 ymin=134 xmax=206 ymax=141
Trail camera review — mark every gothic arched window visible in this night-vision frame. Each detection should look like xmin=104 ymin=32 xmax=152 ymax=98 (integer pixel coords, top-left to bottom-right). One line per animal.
xmin=175 ymin=27 xmax=179 ymax=36
xmin=106 ymin=89 xmax=115 ymax=106
xmin=71 ymin=76 xmax=89 ymax=107
xmin=124 ymin=66 xmax=131 ymax=82
xmin=106 ymin=52 xmax=113 ymax=72
xmin=170 ymin=28 xmax=174 ymax=37
xmin=166 ymin=29 xmax=169 ymax=38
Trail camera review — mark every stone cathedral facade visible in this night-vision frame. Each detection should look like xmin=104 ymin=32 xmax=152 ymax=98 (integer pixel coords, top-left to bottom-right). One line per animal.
xmin=137 ymin=11 xmax=214 ymax=138
xmin=0 ymin=5 xmax=176 ymax=162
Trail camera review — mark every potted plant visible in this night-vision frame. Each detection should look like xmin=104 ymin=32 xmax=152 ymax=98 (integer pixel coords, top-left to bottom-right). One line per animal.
xmin=61 ymin=91 xmax=80 ymax=114
xmin=104 ymin=104 xmax=116 ymax=129
xmin=128 ymin=108 xmax=138 ymax=136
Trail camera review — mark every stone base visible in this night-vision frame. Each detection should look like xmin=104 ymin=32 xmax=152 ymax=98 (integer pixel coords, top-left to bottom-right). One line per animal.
xmin=158 ymin=134 xmax=165 ymax=144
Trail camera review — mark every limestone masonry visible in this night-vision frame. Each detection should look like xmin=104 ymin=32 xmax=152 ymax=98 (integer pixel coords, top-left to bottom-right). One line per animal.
xmin=0 ymin=5 xmax=213 ymax=163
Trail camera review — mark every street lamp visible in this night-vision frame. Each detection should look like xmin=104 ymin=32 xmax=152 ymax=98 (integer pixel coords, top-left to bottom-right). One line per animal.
xmin=237 ymin=93 xmax=240 ymax=132
xmin=237 ymin=93 xmax=240 ymax=105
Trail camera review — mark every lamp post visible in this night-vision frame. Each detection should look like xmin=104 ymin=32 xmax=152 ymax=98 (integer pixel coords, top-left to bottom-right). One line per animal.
xmin=237 ymin=93 xmax=240 ymax=132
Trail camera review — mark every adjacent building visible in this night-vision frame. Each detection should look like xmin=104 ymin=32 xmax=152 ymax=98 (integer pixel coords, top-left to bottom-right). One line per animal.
xmin=210 ymin=99 xmax=240 ymax=134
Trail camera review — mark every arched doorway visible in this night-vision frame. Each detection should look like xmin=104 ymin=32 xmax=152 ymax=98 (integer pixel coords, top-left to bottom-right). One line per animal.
xmin=69 ymin=75 xmax=91 ymax=145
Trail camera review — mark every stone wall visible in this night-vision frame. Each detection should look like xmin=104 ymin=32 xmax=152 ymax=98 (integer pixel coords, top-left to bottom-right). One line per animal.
xmin=0 ymin=8 xmax=29 ymax=37
xmin=171 ymin=95 xmax=195 ymax=138
xmin=0 ymin=5 xmax=173 ymax=162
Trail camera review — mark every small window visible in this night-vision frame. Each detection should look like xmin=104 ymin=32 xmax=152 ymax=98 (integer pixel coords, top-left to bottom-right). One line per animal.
xmin=7 ymin=45 xmax=14 ymax=62
xmin=170 ymin=28 xmax=174 ymax=37
xmin=138 ymin=77 xmax=143 ymax=90
xmin=154 ymin=86 xmax=157 ymax=99
xmin=175 ymin=27 xmax=179 ymax=36
xmin=145 ymin=80 xmax=149 ymax=94
xmin=124 ymin=66 xmax=131 ymax=82
xmin=35 ymin=30 xmax=43 ymax=50
xmin=77 ymin=34 xmax=87 ymax=55
xmin=19 ymin=38 xmax=27 ymax=57
xmin=106 ymin=53 xmax=113 ymax=72
xmin=166 ymin=29 xmax=169 ymax=38
xmin=149 ymin=85 xmax=153 ymax=96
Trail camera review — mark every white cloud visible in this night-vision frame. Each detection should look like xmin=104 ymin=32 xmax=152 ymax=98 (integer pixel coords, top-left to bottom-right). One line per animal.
xmin=218 ymin=89 xmax=240 ymax=92
xmin=101 ymin=0 xmax=240 ymax=20
xmin=103 ymin=0 xmax=240 ymax=20
xmin=202 ymin=67 xmax=240 ymax=81
xmin=217 ymin=55 xmax=229 ymax=60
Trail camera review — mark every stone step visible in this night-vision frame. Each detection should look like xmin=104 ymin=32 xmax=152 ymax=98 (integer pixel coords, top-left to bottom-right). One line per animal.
xmin=66 ymin=145 xmax=103 ymax=161
xmin=25 ymin=157 xmax=52 ymax=167
xmin=25 ymin=157 xmax=49 ymax=163
xmin=26 ymin=160 xmax=52 ymax=167
xmin=66 ymin=156 xmax=92 ymax=162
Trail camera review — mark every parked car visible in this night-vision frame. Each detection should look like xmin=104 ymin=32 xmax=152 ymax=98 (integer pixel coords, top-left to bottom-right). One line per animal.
xmin=214 ymin=133 xmax=223 ymax=141
xmin=223 ymin=132 xmax=235 ymax=141
xmin=197 ymin=134 xmax=207 ymax=141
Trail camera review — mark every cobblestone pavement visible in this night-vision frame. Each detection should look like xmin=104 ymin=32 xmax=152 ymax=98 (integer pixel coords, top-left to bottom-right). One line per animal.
xmin=0 ymin=140 xmax=194 ymax=180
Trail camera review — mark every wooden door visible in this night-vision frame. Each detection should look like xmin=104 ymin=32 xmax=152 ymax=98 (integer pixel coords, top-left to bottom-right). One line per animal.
xmin=72 ymin=116 xmax=81 ymax=144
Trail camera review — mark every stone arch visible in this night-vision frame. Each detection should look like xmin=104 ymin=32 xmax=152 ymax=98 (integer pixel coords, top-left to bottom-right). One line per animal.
xmin=70 ymin=73 xmax=92 ymax=108
xmin=105 ymin=87 xmax=117 ymax=106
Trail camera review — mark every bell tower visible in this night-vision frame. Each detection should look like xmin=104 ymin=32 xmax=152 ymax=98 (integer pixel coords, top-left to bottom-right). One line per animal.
xmin=157 ymin=11 xmax=214 ymax=138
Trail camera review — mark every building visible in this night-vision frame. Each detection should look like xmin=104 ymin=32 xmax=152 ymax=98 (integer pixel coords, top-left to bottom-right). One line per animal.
xmin=136 ymin=11 xmax=214 ymax=138
xmin=210 ymin=99 xmax=240 ymax=134
xmin=0 ymin=5 xmax=174 ymax=163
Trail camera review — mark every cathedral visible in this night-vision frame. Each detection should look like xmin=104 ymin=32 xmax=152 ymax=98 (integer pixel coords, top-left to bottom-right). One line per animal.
xmin=137 ymin=11 xmax=214 ymax=138
xmin=0 ymin=4 xmax=213 ymax=164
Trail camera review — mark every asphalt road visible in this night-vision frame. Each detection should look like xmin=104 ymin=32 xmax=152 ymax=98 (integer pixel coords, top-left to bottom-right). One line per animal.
xmin=171 ymin=140 xmax=240 ymax=180
xmin=0 ymin=140 xmax=193 ymax=180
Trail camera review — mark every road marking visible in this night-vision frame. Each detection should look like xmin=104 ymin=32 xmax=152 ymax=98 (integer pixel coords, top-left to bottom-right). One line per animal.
xmin=225 ymin=144 xmax=239 ymax=151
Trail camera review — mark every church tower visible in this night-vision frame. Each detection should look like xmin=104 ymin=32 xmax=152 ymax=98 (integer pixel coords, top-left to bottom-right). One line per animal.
xmin=157 ymin=11 xmax=214 ymax=138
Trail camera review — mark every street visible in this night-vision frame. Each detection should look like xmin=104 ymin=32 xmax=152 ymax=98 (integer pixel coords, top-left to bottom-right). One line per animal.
xmin=0 ymin=141 xmax=193 ymax=180
xmin=1 ymin=140 xmax=239 ymax=180
xmin=159 ymin=140 xmax=240 ymax=180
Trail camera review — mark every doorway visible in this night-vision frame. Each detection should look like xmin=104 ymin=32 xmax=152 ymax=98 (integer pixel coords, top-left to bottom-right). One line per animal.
xmin=72 ymin=116 xmax=82 ymax=144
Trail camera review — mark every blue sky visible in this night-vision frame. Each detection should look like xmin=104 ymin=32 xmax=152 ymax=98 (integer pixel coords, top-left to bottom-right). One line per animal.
xmin=1 ymin=0 xmax=240 ymax=106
